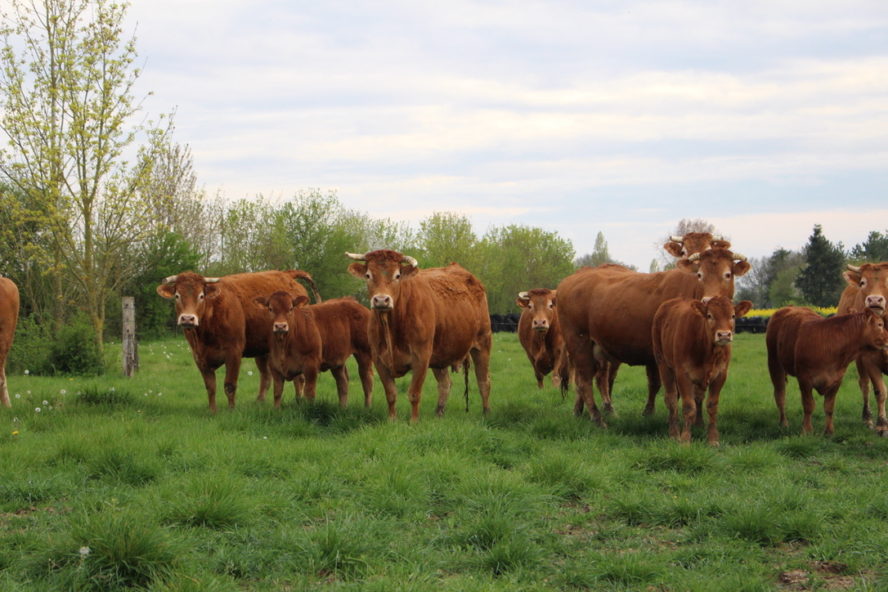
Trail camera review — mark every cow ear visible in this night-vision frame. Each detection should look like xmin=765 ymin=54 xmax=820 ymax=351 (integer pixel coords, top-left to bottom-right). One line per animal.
xmin=550 ymin=293 xmax=557 ymax=307
xmin=663 ymin=241 xmax=684 ymax=258
xmin=292 ymin=295 xmax=310 ymax=309
xmin=734 ymin=300 xmax=753 ymax=318
xmin=348 ymin=262 xmax=367 ymax=279
xmin=690 ymin=300 xmax=707 ymax=317
xmin=676 ymin=258 xmax=698 ymax=273
xmin=516 ymin=297 xmax=530 ymax=309
xmin=732 ymin=259 xmax=751 ymax=277
xmin=711 ymin=239 xmax=732 ymax=249
xmin=204 ymin=284 xmax=221 ymax=299
xmin=156 ymin=283 xmax=176 ymax=299
xmin=400 ymin=263 xmax=419 ymax=279
xmin=253 ymin=296 xmax=269 ymax=308
xmin=843 ymin=270 xmax=861 ymax=287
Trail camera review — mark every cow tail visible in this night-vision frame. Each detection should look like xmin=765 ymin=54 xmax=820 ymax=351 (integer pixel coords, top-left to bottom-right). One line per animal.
xmin=292 ymin=270 xmax=322 ymax=303
xmin=463 ymin=356 xmax=471 ymax=413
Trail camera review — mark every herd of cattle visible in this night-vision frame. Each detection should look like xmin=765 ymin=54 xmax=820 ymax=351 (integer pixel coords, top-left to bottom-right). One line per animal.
xmin=1 ymin=232 xmax=887 ymax=445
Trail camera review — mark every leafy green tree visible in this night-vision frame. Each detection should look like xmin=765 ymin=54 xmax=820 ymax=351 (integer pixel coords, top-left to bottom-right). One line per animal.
xmin=0 ymin=0 xmax=160 ymax=353
xmin=795 ymin=225 xmax=846 ymax=307
xmin=417 ymin=212 xmax=479 ymax=270
xmin=850 ymin=230 xmax=888 ymax=262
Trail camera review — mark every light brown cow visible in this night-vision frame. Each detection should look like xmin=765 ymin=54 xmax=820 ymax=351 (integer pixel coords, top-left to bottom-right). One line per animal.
xmin=557 ymin=248 xmax=750 ymax=426
xmin=766 ymin=306 xmax=888 ymax=435
xmin=652 ymin=296 xmax=752 ymax=445
xmin=346 ymin=250 xmax=492 ymax=422
xmin=256 ymin=292 xmax=374 ymax=409
xmin=156 ymin=270 xmax=320 ymax=412
xmin=837 ymin=262 xmax=888 ymax=435
xmin=663 ymin=232 xmax=731 ymax=259
xmin=0 ymin=277 xmax=19 ymax=408
xmin=516 ymin=289 xmax=568 ymax=389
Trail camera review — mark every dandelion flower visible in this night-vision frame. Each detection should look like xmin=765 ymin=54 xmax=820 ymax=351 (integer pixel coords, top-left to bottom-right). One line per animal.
xmin=23 ymin=369 xmax=29 ymax=375
xmin=42 ymin=400 xmax=48 ymax=406
xmin=34 ymin=407 xmax=41 ymax=413
xmin=11 ymin=430 xmax=19 ymax=436
xmin=15 ymin=393 xmax=20 ymax=399
xmin=60 ymin=389 xmax=67 ymax=395
xmin=79 ymin=546 xmax=91 ymax=557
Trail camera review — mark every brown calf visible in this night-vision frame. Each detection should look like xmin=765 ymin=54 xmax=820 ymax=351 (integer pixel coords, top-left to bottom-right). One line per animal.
xmin=652 ymin=296 xmax=752 ymax=445
xmin=767 ymin=306 xmax=888 ymax=435
xmin=257 ymin=293 xmax=374 ymax=409
xmin=0 ymin=277 xmax=19 ymax=408
xmin=516 ymin=289 xmax=568 ymax=389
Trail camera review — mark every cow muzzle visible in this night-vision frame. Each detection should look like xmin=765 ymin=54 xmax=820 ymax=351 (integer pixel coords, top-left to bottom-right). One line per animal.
xmin=714 ymin=330 xmax=733 ymax=346
xmin=273 ymin=321 xmax=289 ymax=334
xmin=866 ymin=295 xmax=886 ymax=315
xmin=178 ymin=314 xmax=199 ymax=328
xmin=532 ymin=319 xmax=549 ymax=333
xmin=371 ymin=294 xmax=394 ymax=311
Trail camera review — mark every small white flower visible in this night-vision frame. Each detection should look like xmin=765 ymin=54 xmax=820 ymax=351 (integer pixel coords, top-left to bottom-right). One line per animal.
xmin=34 ymin=407 xmax=41 ymax=413
xmin=42 ymin=400 xmax=49 ymax=406
xmin=110 ymin=387 xmax=116 ymax=392
xmin=263 ymin=436 xmax=268 ymax=440
xmin=23 ymin=369 xmax=29 ymax=375
xmin=79 ymin=546 xmax=91 ymax=557
xmin=247 ymin=371 xmax=254 ymax=377
xmin=15 ymin=393 xmax=20 ymax=399
xmin=60 ymin=389 xmax=67 ymax=395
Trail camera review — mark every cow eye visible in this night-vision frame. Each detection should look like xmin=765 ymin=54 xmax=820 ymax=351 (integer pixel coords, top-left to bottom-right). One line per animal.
xmin=365 ymin=272 xmax=371 ymax=280
xmin=394 ymin=272 xmax=401 ymax=280
xmin=860 ymin=279 xmax=867 ymax=288
xmin=198 ymin=292 xmax=205 ymax=301
xmin=724 ymin=271 xmax=732 ymax=280
xmin=696 ymin=272 xmax=703 ymax=280
xmin=548 ymin=302 xmax=554 ymax=309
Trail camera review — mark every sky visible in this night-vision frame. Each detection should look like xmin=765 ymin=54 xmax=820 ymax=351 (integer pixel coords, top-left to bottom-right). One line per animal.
xmin=126 ymin=1 xmax=888 ymax=270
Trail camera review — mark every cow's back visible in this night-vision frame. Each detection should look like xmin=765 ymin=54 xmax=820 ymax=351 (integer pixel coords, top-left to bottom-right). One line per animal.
xmin=766 ymin=307 xmax=822 ymax=377
xmin=308 ymin=298 xmax=371 ymax=361
xmin=0 ymin=277 xmax=19 ymax=352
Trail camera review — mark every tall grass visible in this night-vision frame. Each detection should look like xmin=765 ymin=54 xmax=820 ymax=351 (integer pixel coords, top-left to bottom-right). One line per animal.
xmin=0 ymin=333 xmax=886 ymax=590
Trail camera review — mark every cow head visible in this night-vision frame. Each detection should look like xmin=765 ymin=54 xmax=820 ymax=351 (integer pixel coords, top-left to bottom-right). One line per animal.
xmin=844 ymin=263 xmax=888 ymax=316
xmin=690 ymin=297 xmax=752 ymax=346
xmin=255 ymin=291 xmax=310 ymax=335
xmin=516 ymin=289 xmax=557 ymax=334
xmin=663 ymin=232 xmax=732 ymax=259
xmin=677 ymin=248 xmax=750 ymax=301
xmin=346 ymin=250 xmax=419 ymax=312
xmin=860 ymin=307 xmax=888 ymax=351
xmin=156 ymin=272 xmax=221 ymax=328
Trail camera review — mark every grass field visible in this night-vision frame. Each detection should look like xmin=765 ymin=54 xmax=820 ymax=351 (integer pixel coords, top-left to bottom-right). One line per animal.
xmin=1 ymin=332 xmax=887 ymax=591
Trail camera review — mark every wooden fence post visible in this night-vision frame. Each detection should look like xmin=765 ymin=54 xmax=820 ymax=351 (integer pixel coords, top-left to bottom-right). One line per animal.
xmin=122 ymin=296 xmax=138 ymax=377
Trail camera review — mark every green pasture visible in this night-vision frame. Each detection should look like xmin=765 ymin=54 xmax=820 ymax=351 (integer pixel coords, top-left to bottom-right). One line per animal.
xmin=1 ymin=332 xmax=887 ymax=591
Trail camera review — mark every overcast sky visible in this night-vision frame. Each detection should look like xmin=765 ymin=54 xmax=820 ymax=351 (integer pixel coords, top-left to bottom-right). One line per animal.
xmin=127 ymin=1 xmax=888 ymax=269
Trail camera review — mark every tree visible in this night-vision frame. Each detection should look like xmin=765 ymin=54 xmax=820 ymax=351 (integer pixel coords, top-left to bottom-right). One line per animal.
xmin=850 ymin=230 xmax=888 ymax=262
xmin=417 ymin=212 xmax=479 ymax=270
xmin=0 ymin=0 xmax=158 ymax=353
xmin=575 ymin=231 xmax=635 ymax=269
xmin=795 ymin=225 xmax=846 ymax=307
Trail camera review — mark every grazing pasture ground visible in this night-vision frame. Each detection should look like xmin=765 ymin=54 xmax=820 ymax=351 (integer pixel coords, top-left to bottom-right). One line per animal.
xmin=1 ymin=333 xmax=887 ymax=591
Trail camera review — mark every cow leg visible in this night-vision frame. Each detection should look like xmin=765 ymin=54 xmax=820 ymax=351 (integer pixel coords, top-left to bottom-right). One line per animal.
xmin=469 ymin=343 xmax=492 ymax=415
xmin=860 ymin=356 xmax=888 ymax=435
xmin=857 ymin=358 xmax=873 ymax=428
xmin=706 ymin=373 xmax=727 ymax=447
xmin=595 ymin=366 xmax=616 ymax=416
xmin=196 ymin=363 xmax=219 ymax=413
xmin=432 ymin=367 xmax=452 ymax=416
xmin=822 ymin=384 xmax=840 ymax=436
xmin=675 ymin=374 xmax=697 ymax=443
xmin=222 ymin=356 xmax=241 ymax=409
xmin=331 ymin=365 xmax=349 ymax=408
xmin=874 ymin=375 xmax=888 ymax=438
xmin=0 ymin=364 xmax=9 ymax=408
xmin=661 ymin=367 xmax=680 ymax=441
xmin=272 ymin=371 xmax=285 ymax=409
xmin=642 ymin=364 xmax=661 ymax=416
xmin=535 ymin=369 xmax=544 ymax=390
xmin=255 ymin=355 xmax=270 ymax=402
xmin=354 ymin=352 xmax=374 ymax=408
xmin=768 ymin=349 xmax=789 ymax=428
xmin=293 ymin=374 xmax=306 ymax=400
xmin=407 ymin=365 xmax=430 ymax=423
xmin=376 ymin=363 xmax=399 ymax=420
xmin=303 ymin=364 xmax=319 ymax=402
xmin=799 ymin=380 xmax=815 ymax=435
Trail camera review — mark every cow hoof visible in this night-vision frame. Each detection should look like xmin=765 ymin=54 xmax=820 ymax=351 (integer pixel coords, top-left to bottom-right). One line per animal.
xmin=642 ymin=406 xmax=654 ymax=417
xmin=877 ymin=429 xmax=888 ymax=438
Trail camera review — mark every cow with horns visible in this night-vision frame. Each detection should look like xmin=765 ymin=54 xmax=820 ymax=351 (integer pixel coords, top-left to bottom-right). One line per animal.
xmin=557 ymin=248 xmax=750 ymax=426
xmin=837 ymin=262 xmax=888 ymax=435
xmin=346 ymin=250 xmax=492 ymax=422
xmin=0 ymin=276 xmax=19 ymax=408
xmin=156 ymin=270 xmax=321 ymax=412
xmin=516 ymin=288 xmax=568 ymax=389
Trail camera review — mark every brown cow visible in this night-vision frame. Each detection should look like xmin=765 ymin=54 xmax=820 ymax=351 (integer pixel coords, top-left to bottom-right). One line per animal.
xmin=0 ymin=277 xmax=19 ymax=408
xmin=256 ymin=292 xmax=374 ymax=409
xmin=663 ymin=232 xmax=731 ymax=259
xmin=557 ymin=248 xmax=750 ymax=426
xmin=837 ymin=262 xmax=888 ymax=435
xmin=346 ymin=250 xmax=492 ymax=422
xmin=516 ymin=289 xmax=568 ymax=389
xmin=156 ymin=270 xmax=320 ymax=412
xmin=652 ymin=296 xmax=752 ymax=445
xmin=767 ymin=306 xmax=888 ymax=435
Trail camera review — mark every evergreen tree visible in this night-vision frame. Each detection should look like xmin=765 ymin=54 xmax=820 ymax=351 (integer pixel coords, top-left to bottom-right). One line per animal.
xmin=795 ymin=225 xmax=845 ymax=307
xmin=850 ymin=230 xmax=888 ymax=262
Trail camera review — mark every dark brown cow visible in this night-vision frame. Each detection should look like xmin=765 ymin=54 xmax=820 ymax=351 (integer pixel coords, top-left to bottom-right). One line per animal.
xmin=346 ymin=249 xmax=492 ymax=422
xmin=516 ymin=289 xmax=568 ymax=389
xmin=156 ymin=270 xmax=320 ymax=412
xmin=557 ymin=248 xmax=750 ymax=426
xmin=837 ymin=262 xmax=888 ymax=435
xmin=0 ymin=277 xmax=19 ymax=408
xmin=663 ymin=232 xmax=731 ymax=259
xmin=256 ymin=293 xmax=374 ymax=409
xmin=767 ymin=306 xmax=888 ymax=435
xmin=652 ymin=296 xmax=752 ymax=445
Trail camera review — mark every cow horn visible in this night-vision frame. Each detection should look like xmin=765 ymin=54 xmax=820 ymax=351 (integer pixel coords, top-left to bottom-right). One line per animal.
xmin=517 ymin=291 xmax=529 ymax=300
xmin=713 ymin=234 xmax=723 ymax=240
xmin=205 ymin=277 xmax=221 ymax=283
xmin=345 ymin=252 xmax=367 ymax=261
xmin=401 ymin=255 xmax=418 ymax=267
xmin=847 ymin=264 xmax=861 ymax=273
xmin=162 ymin=275 xmax=178 ymax=284
xmin=670 ymin=235 xmax=683 ymax=243
xmin=732 ymin=253 xmax=747 ymax=262
xmin=687 ymin=253 xmax=701 ymax=262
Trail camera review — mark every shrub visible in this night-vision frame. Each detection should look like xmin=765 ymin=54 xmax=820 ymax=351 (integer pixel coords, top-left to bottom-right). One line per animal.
xmin=47 ymin=314 xmax=105 ymax=375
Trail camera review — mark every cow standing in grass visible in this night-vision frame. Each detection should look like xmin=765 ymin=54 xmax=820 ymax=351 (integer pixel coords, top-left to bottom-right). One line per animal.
xmin=766 ymin=306 xmax=888 ymax=435
xmin=516 ymin=289 xmax=568 ymax=390
xmin=256 ymin=292 xmax=374 ymax=409
xmin=652 ymin=296 xmax=752 ymax=445
xmin=346 ymin=250 xmax=492 ymax=422
xmin=0 ymin=276 xmax=19 ymax=408
xmin=837 ymin=262 xmax=888 ymax=435
xmin=157 ymin=270 xmax=320 ymax=412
